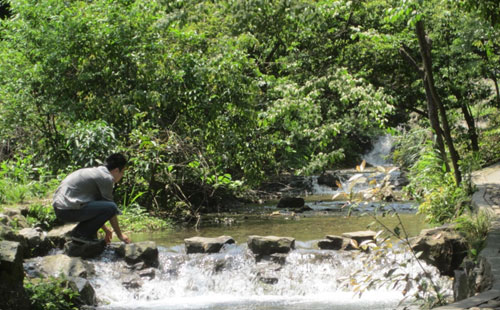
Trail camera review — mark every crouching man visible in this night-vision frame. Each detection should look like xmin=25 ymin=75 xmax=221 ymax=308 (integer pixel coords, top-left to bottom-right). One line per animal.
xmin=52 ymin=153 xmax=131 ymax=244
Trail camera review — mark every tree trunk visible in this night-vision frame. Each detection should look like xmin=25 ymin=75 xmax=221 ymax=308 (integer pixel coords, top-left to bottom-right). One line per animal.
xmin=492 ymin=73 xmax=500 ymax=108
xmin=399 ymin=46 xmax=449 ymax=172
xmin=416 ymin=20 xmax=462 ymax=185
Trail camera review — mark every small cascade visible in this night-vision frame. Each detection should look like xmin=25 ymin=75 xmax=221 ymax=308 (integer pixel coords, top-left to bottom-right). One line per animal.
xmin=92 ymin=243 xmax=451 ymax=310
xmin=363 ymin=134 xmax=394 ymax=167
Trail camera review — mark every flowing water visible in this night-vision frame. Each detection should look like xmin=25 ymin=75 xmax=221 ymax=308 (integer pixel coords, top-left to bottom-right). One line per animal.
xmin=91 ymin=136 xmax=452 ymax=309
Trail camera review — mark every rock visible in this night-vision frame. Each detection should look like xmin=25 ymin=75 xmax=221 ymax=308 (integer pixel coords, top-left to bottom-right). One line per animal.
xmin=0 ymin=213 xmax=10 ymax=225
xmin=64 ymin=239 xmax=106 ymax=259
xmin=8 ymin=213 xmax=29 ymax=229
xmin=39 ymin=254 xmax=94 ymax=278
xmin=0 ymin=240 xmax=25 ymax=285
xmin=317 ymin=172 xmax=341 ymax=188
xmin=67 ymin=277 xmax=97 ymax=306
xmin=47 ymin=223 xmax=77 ymax=248
xmin=0 ymin=240 xmax=30 ymax=310
xmin=277 ymin=197 xmax=305 ymax=209
xmin=121 ymin=273 xmax=144 ymax=289
xmin=116 ymin=241 xmax=159 ymax=268
xmin=411 ymin=226 xmax=467 ymax=276
xmin=0 ymin=222 xmax=23 ymax=243
xmin=247 ymin=235 xmax=295 ymax=256
xmin=138 ymin=268 xmax=156 ymax=280
xmin=341 ymin=231 xmax=377 ymax=244
xmin=184 ymin=236 xmax=235 ymax=254
xmin=295 ymin=205 xmax=313 ymax=213
xmin=18 ymin=227 xmax=52 ymax=257
xmin=453 ymin=269 xmax=470 ymax=302
xmin=318 ymin=235 xmax=345 ymax=250
xmin=255 ymin=261 xmax=282 ymax=285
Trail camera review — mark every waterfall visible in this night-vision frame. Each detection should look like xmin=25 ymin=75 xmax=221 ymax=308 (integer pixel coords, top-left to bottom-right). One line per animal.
xmin=92 ymin=243 xmax=451 ymax=310
xmin=363 ymin=135 xmax=394 ymax=167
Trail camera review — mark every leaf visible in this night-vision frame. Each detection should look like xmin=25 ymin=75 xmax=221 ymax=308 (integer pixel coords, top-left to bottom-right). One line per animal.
xmin=415 ymin=251 xmax=424 ymax=259
xmin=360 ymin=160 xmax=366 ymax=172
xmin=332 ymin=192 xmax=345 ymax=200
xmin=350 ymin=238 xmax=359 ymax=249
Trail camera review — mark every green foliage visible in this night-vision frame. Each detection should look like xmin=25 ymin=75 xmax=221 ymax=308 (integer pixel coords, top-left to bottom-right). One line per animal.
xmin=0 ymin=0 xmax=498 ymax=221
xmin=0 ymin=157 xmax=58 ymax=205
xmin=455 ymin=209 xmax=492 ymax=259
xmin=119 ymin=205 xmax=172 ymax=232
xmin=24 ymin=276 xmax=79 ymax=310
xmin=26 ymin=203 xmax=58 ymax=230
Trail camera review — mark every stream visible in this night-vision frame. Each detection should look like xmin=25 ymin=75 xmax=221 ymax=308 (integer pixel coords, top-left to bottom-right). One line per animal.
xmin=91 ymin=136 xmax=453 ymax=309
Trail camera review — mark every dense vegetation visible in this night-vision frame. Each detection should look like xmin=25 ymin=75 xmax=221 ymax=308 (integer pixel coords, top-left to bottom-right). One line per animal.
xmin=0 ymin=0 xmax=499 ymax=227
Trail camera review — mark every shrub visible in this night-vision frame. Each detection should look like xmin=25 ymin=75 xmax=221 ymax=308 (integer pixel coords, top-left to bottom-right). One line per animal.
xmin=24 ymin=276 xmax=79 ymax=310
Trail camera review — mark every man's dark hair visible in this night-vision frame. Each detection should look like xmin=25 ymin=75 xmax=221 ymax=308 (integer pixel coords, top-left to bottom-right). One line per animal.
xmin=105 ymin=153 xmax=128 ymax=171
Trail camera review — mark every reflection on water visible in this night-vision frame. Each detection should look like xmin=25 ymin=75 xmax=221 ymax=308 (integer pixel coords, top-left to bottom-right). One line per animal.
xmin=131 ymin=211 xmax=429 ymax=248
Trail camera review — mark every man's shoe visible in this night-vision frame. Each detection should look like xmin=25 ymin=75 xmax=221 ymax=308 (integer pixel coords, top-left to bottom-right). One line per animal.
xmin=70 ymin=234 xmax=100 ymax=244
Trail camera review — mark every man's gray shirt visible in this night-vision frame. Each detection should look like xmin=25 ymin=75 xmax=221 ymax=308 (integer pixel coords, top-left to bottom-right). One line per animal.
xmin=53 ymin=166 xmax=115 ymax=210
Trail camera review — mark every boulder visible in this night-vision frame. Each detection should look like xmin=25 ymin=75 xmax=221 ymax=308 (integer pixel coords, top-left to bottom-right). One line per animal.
xmin=0 ymin=222 xmax=24 ymax=244
xmin=38 ymin=254 xmax=94 ymax=278
xmin=64 ymin=239 xmax=106 ymax=259
xmin=47 ymin=223 xmax=77 ymax=248
xmin=67 ymin=277 xmax=97 ymax=306
xmin=341 ymin=231 xmax=377 ymax=244
xmin=317 ymin=235 xmax=345 ymax=250
xmin=411 ymin=226 xmax=467 ymax=276
xmin=0 ymin=240 xmax=30 ymax=310
xmin=115 ymin=241 xmax=159 ymax=268
xmin=247 ymin=235 xmax=295 ymax=256
xmin=18 ymin=227 xmax=52 ymax=257
xmin=277 ymin=197 xmax=305 ymax=209
xmin=317 ymin=172 xmax=341 ymax=188
xmin=0 ymin=240 xmax=25 ymax=285
xmin=184 ymin=236 xmax=235 ymax=254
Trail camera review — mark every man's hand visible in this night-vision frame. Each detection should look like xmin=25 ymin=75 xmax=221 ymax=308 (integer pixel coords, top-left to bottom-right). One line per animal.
xmin=118 ymin=233 xmax=131 ymax=244
xmin=104 ymin=230 xmax=113 ymax=244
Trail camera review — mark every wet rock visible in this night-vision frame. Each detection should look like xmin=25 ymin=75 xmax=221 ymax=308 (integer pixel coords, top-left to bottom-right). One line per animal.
xmin=138 ymin=268 xmax=156 ymax=280
xmin=67 ymin=277 xmax=97 ymax=306
xmin=184 ymin=236 xmax=235 ymax=254
xmin=116 ymin=241 xmax=159 ymax=268
xmin=255 ymin=261 xmax=281 ymax=285
xmin=18 ymin=227 xmax=52 ymax=257
xmin=121 ymin=273 xmax=144 ymax=289
xmin=319 ymin=235 xmax=345 ymax=250
xmin=0 ymin=240 xmax=30 ymax=310
xmin=247 ymin=235 xmax=295 ymax=256
xmin=65 ymin=239 xmax=106 ymax=259
xmin=38 ymin=254 xmax=94 ymax=278
xmin=47 ymin=223 xmax=77 ymax=248
xmin=277 ymin=197 xmax=305 ymax=209
xmin=317 ymin=172 xmax=341 ymax=188
xmin=411 ymin=226 xmax=467 ymax=276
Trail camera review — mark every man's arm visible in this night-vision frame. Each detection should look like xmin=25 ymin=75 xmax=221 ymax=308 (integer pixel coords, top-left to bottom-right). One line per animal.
xmin=101 ymin=225 xmax=113 ymax=244
xmin=108 ymin=215 xmax=131 ymax=244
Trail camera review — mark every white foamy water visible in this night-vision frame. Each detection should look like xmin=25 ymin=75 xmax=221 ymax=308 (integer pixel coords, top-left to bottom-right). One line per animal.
xmin=92 ymin=242 xmax=452 ymax=310
xmin=364 ymin=134 xmax=394 ymax=167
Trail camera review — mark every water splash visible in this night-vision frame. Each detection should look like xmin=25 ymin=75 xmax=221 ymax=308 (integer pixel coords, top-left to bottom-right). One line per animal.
xmin=364 ymin=135 xmax=394 ymax=167
xmin=92 ymin=243 xmax=451 ymax=310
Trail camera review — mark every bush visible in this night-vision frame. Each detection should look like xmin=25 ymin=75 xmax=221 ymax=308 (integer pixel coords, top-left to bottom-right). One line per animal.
xmin=455 ymin=209 xmax=492 ymax=259
xmin=24 ymin=276 xmax=79 ymax=310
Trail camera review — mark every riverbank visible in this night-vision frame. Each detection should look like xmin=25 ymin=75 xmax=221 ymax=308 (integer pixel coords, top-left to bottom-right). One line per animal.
xmin=434 ymin=162 xmax=500 ymax=310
